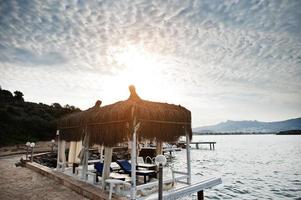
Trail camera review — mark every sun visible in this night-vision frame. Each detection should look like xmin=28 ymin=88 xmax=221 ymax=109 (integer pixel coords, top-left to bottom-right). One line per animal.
xmin=103 ymin=44 xmax=173 ymax=101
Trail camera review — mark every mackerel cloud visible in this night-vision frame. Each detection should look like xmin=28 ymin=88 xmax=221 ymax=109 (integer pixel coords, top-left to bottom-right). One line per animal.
xmin=0 ymin=0 xmax=300 ymax=124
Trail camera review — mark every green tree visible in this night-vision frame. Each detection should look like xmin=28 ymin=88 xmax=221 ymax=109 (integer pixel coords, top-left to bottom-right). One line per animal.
xmin=0 ymin=88 xmax=14 ymax=104
xmin=52 ymin=103 xmax=62 ymax=109
xmin=13 ymin=91 xmax=24 ymax=102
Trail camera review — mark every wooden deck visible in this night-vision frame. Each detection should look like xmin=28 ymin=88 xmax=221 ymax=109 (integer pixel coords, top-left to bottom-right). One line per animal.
xmin=25 ymin=160 xmax=125 ymax=200
xmin=26 ymin=160 xmax=222 ymax=200
xmin=139 ymin=176 xmax=222 ymax=200
xmin=178 ymin=141 xmax=216 ymax=150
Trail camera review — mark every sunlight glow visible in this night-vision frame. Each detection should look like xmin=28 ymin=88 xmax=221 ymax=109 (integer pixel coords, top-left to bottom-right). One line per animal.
xmin=103 ymin=44 xmax=175 ymax=102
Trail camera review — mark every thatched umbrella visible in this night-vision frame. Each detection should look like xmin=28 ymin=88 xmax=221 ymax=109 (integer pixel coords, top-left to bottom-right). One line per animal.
xmin=57 ymin=86 xmax=192 ymax=199
xmin=58 ymin=86 xmax=191 ymax=146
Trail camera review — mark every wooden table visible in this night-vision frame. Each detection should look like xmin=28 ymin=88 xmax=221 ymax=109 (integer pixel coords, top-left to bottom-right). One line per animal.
xmin=137 ymin=163 xmax=156 ymax=170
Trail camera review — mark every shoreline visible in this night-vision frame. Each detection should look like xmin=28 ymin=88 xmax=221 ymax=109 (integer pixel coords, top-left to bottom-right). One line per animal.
xmin=0 ymin=155 xmax=88 ymax=200
xmin=0 ymin=141 xmax=60 ymax=158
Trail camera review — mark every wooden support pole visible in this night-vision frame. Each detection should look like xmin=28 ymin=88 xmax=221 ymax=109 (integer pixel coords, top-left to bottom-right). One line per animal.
xmin=26 ymin=146 xmax=29 ymax=160
xmin=56 ymin=130 xmax=60 ymax=170
xmin=156 ymin=141 xmax=163 ymax=178
xmin=131 ymin=125 xmax=137 ymax=199
xmin=102 ymin=147 xmax=113 ymax=187
xmin=130 ymin=105 xmax=141 ymax=200
xmin=30 ymin=146 xmax=34 ymax=162
xmin=81 ymin=131 xmax=89 ymax=179
xmin=186 ymin=131 xmax=191 ymax=185
xmin=197 ymin=190 xmax=204 ymax=200
xmin=82 ymin=146 xmax=89 ymax=180
xmin=156 ymin=141 xmax=163 ymax=156
xmin=100 ymin=145 xmax=104 ymax=162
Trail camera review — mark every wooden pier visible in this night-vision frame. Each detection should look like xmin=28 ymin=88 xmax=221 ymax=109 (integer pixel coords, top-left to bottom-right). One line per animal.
xmin=178 ymin=141 xmax=216 ymax=150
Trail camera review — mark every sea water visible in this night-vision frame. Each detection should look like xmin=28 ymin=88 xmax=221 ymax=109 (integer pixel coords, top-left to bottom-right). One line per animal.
xmin=172 ymin=135 xmax=301 ymax=200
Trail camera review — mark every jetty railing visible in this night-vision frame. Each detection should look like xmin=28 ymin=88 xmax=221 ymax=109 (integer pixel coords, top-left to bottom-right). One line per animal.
xmin=138 ymin=176 xmax=222 ymax=200
xmin=178 ymin=141 xmax=216 ymax=150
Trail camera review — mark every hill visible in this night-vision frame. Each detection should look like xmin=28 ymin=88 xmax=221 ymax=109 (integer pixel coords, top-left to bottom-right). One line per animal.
xmin=0 ymin=87 xmax=80 ymax=146
xmin=193 ymin=118 xmax=301 ymax=134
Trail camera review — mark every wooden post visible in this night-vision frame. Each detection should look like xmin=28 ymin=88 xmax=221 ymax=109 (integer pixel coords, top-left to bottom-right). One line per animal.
xmin=186 ymin=131 xmax=191 ymax=184
xmin=156 ymin=141 xmax=163 ymax=178
xmin=210 ymin=143 xmax=212 ymax=150
xmin=82 ymin=146 xmax=89 ymax=180
xmin=197 ymin=190 xmax=204 ymax=200
xmin=196 ymin=143 xmax=199 ymax=149
xmin=51 ymin=143 xmax=55 ymax=153
xmin=30 ymin=146 xmax=34 ymax=162
xmin=56 ymin=130 xmax=60 ymax=170
xmin=81 ymin=129 xmax=89 ymax=179
xmin=81 ymin=146 xmax=86 ymax=179
xmin=156 ymin=141 xmax=163 ymax=156
xmin=130 ymin=105 xmax=140 ymax=200
xmin=100 ymin=145 xmax=104 ymax=162
xmin=102 ymin=147 xmax=113 ymax=186
xmin=26 ymin=146 xmax=29 ymax=160
xmin=131 ymin=124 xmax=137 ymax=199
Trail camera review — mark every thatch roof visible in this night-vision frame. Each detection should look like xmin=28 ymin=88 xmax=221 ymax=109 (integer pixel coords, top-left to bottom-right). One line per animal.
xmin=57 ymin=100 xmax=102 ymax=141
xmin=58 ymin=86 xmax=192 ymax=147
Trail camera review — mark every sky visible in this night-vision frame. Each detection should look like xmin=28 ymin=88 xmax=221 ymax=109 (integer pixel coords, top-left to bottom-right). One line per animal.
xmin=0 ymin=0 xmax=301 ymax=127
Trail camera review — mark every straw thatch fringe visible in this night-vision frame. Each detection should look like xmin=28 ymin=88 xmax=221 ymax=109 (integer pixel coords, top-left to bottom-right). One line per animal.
xmin=57 ymin=86 xmax=192 ymax=146
xmin=58 ymin=101 xmax=102 ymax=141
xmin=88 ymin=121 xmax=130 ymax=147
xmin=59 ymin=127 xmax=84 ymax=142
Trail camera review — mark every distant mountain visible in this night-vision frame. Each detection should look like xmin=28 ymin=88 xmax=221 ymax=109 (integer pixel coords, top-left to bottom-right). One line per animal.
xmin=193 ymin=118 xmax=301 ymax=133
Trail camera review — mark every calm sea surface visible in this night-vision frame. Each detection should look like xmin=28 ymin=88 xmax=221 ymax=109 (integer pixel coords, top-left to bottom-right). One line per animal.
xmin=172 ymin=135 xmax=301 ymax=200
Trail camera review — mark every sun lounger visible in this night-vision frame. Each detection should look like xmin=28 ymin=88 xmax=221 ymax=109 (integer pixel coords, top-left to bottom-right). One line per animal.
xmin=116 ymin=160 xmax=156 ymax=184
xmin=94 ymin=162 xmax=113 ymax=182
